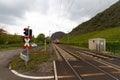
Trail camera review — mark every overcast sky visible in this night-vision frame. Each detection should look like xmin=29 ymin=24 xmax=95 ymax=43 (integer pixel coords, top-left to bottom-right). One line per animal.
xmin=0 ymin=0 xmax=118 ymax=37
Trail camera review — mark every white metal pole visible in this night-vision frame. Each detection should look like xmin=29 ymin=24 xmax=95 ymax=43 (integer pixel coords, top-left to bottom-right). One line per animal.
xmin=45 ymin=38 xmax=46 ymax=51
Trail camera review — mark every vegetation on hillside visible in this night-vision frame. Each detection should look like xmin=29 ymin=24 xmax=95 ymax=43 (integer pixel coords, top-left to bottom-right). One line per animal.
xmin=0 ymin=28 xmax=23 ymax=50
xmin=71 ymin=1 xmax=120 ymax=35
xmin=0 ymin=29 xmax=22 ymax=44
xmin=61 ymin=27 xmax=120 ymax=55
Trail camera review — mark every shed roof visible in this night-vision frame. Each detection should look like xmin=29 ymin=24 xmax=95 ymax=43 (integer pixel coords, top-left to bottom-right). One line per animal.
xmin=89 ymin=38 xmax=105 ymax=41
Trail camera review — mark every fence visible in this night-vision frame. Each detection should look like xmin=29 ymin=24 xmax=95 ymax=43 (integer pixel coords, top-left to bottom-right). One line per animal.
xmin=62 ymin=41 xmax=120 ymax=56
xmin=106 ymin=42 xmax=120 ymax=55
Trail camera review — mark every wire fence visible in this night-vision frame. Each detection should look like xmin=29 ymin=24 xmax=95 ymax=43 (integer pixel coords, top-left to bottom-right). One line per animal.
xmin=106 ymin=42 xmax=120 ymax=56
xmin=62 ymin=42 xmax=120 ymax=56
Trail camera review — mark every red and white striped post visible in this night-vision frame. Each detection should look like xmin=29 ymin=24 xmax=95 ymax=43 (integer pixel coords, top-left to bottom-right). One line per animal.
xmin=22 ymin=26 xmax=32 ymax=65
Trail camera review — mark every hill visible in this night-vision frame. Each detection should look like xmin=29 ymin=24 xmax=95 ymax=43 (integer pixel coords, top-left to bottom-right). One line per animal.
xmin=51 ymin=31 xmax=66 ymax=41
xmin=71 ymin=1 xmax=120 ymax=35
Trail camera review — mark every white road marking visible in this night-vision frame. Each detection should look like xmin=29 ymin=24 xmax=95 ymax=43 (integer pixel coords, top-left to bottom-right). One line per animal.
xmin=53 ymin=61 xmax=58 ymax=80
xmin=11 ymin=70 xmax=54 ymax=79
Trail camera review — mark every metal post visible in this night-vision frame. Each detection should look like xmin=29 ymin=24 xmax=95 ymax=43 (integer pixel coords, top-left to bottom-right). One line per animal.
xmin=48 ymin=30 xmax=51 ymax=45
xmin=26 ymin=26 xmax=30 ymax=65
xmin=45 ymin=38 xmax=47 ymax=51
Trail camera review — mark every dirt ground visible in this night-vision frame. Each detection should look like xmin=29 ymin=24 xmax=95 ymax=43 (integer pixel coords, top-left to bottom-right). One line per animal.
xmin=23 ymin=61 xmax=54 ymax=76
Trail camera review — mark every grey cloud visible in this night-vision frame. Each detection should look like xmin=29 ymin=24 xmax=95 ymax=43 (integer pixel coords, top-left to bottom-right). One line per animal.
xmin=59 ymin=0 xmax=118 ymax=23
xmin=32 ymin=0 xmax=49 ymax=14
xmin=0 ymin=0 xmax=118 ymax=26
xmin=0 ymin=15 xmax=16 ymax=25
xmin=0 ymin=0 xmax=35 ymax=25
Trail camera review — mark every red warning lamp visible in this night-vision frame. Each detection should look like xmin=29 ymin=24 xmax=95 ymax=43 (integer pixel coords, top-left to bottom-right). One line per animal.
xmin=24 ymin=28 xmax=28 ymax=36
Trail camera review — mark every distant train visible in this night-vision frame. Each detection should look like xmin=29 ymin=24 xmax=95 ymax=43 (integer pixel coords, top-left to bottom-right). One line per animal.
xmin=53 ymin=39 xmax=60 ymax=44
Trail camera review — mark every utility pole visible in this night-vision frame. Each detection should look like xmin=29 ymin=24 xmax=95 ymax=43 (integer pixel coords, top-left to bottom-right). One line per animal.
xmin=49 ymin=30 xmax=51 ymax=45
xmin=44 ymin=38 xmax=47 ymax=51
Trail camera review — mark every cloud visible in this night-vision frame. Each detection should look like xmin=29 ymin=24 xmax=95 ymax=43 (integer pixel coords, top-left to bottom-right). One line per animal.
xmin=31 ymin=0 xmax=50 ymax=14
xmin=0 ymin=0 xmax=119 ymax=36
xmin=0 ymin=0 xmax=35 ymax=25
xmin=0 ymin=0 xmax=118 ymax=25
xmin=20 ymin=11 xmax=77 ymax=37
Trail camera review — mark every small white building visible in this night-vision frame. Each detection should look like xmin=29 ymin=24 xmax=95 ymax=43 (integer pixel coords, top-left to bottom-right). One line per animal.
xmin=88 ymin=38 xmax=106 ymax=51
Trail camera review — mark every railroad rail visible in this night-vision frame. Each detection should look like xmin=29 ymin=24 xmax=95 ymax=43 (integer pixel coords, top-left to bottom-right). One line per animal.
xmin=62 ymin=45 xmax=120 ymax=59
xmin=55 ymin=45 xmax=84 ymax=80
xmin=59 ymin=45 xmax=120 ymax=71
xmin=53 ymin=44 xmax=120 ymax=80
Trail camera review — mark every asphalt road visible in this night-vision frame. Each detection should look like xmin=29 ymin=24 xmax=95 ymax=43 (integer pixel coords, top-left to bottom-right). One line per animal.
xmin=0 ymin=49 xmax=36 ymax=80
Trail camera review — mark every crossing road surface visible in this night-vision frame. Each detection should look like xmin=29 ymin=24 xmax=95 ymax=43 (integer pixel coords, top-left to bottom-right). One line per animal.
xmin=0 ymin=49 xmax=54 ymax=80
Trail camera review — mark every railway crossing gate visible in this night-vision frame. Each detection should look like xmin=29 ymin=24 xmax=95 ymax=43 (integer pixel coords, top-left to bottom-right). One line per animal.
xmin=20 ymin=26 xmax=32 ymax=65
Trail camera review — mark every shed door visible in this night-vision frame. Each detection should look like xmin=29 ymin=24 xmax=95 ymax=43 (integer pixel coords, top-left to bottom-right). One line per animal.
xmin=99 ymin=40 xmax=104 ymax=51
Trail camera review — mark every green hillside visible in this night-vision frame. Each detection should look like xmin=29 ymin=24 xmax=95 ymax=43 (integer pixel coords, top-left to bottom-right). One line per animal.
xmin=61 ymin=27 xmax=120 ymax=54
xmin=71 ymin=1 xmax=120 ymax=35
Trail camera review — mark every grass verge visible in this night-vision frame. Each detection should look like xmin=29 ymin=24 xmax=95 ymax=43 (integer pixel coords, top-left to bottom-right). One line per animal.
xmin=10 ymin=47 xmax=52 ymax=72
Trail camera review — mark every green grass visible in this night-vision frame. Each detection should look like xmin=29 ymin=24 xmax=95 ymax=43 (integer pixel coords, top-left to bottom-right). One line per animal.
xmin=0 ymin=44 xmax=23 ymax=51
xmin=61 ymin=27 xmax=120 ymax=55
xmin=11 ymin=48 xmax=52 ymax=72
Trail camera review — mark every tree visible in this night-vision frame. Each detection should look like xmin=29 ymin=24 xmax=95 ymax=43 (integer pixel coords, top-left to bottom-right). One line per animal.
xmin=46 ymin=36 xmax=51 ymax=44
xmin=0 ymin=28 xmax=8 ymax=44
xmin=30 ymin=35 xmax=35 ymax=42
xmin=36 ymin=33 xmax=45 ymax=45
xmin=8 ymin=34 xmax=23 ymax=44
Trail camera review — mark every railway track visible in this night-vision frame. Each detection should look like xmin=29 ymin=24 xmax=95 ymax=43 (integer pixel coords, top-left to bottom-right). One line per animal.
xmin=59 ymin=45 xmax=120 ymax=71
xmin=53 ymin=44 xmax=120 ymax=80
xmin=60 ymin=45 xmax=118 ymax=59
xmin=54 ymin=45 xmax=83 ymax=80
